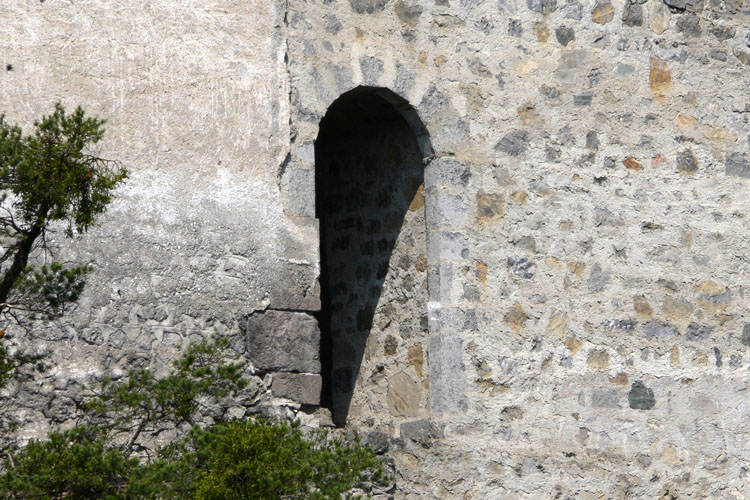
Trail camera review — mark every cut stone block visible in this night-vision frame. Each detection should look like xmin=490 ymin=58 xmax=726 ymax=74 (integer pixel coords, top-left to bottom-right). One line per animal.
xmin=400 ymin=419 xmax=444 ymax=446
xmin=387 ymin=370 xmax=421 ymax=417
xmin=247 ymin=310 xmax=321 ymax=373
xmin=272 ymin=373 xmax=322 ymax=405
xmin=429 ymin=334 xmax=467 ymax=414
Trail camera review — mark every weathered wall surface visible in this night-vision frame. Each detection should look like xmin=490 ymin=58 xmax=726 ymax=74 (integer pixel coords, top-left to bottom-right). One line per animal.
xmin=283 ymin=0 xmax=750 ymax=498
xmin=3 ymin=0 xmax=750 ymax=498
xmin=0 ymin=0 xmax=323 ymax=442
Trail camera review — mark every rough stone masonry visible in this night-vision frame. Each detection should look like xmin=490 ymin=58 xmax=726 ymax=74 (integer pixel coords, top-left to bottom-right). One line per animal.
xmin=2 ymin=0 xmax=750 ymax=498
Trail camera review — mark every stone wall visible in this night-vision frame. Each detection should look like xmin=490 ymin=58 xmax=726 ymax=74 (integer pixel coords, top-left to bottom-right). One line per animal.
xmin=282 ymin=0 xmax=750 ymax=497
xmin=2 ymin=0 xmax=750 ymax=498
xmin=0 ymin=0 xmax=320 ymax=443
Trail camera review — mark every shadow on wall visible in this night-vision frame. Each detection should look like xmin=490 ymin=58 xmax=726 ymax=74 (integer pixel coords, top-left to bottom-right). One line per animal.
xmin=315 ymin=86 xmax=429 ymax=427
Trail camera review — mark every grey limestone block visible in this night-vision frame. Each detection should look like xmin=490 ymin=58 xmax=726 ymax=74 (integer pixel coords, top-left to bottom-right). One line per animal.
xmin=628 ymin=381 xmax=656 ymax=410
xmin=271 ymin=373 xmax=322 ymax=405
xmin=360 ymin=55 xmax=384 ymax=85
xmin=429 ymin=334 xmax=467 ymax=414
xmin=587 ymin=263 xmax=610 ymax=292
xmin=643 ymin=321 xmax=678 ymax=339
xmin=428 ymin=193 xmax=467 ymax=228
xmin=247 ymin=310 xmax=321 ymax=373
xmin=494 ymin=129 xmax=529 ymax=157
xmin=527 ymin=0 xmax=557 ymax=13
xmin=432 ymin=157 xmax=471 ymax=186
xmin=685 ymin=323 xmax=713 ymax=341
xmin=591 ymin=389 xmax=621 ymax=408
xmin=726 ymin=152 xmax=750 ymax=179
xmin=622 ymin=1 xmax=643 ymax=27
xmin=741 ymin=324 xmax=750 ymax=346
xmin=281 ymin=167 xmax=315 ymax=217
xmin=348 ymin=0 xmax=388 ymax=14
xmin=400 ymin=419 xmax=444 ymax=446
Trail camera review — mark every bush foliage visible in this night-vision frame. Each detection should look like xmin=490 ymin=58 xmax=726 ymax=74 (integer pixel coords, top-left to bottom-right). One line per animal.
xmin=0 ymin=104 xmax=127 ymax=403
xmin=190 ymin=419 xmax=385 ymax=500
xmin=0 ymin=339 xmax=387 ymax=500
xmin=0 ymin=104 xmax=127 ymax=323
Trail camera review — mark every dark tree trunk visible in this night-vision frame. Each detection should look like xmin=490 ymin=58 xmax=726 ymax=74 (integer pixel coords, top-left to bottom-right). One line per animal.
xmin=0 ymin=225 xmax=42 ymax=309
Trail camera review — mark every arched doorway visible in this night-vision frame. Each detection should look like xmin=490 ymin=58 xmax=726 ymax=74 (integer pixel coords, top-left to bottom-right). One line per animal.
xmin=315 ymin=87 xmax=431 ymax=428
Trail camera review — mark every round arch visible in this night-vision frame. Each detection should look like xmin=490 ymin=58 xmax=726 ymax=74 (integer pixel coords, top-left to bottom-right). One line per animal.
xmin=315 ymin=86 xmax=432 ymax=427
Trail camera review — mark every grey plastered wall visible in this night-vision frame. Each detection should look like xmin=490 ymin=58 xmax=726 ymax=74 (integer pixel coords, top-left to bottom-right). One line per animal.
xmin=0 ymin=0 xmax=322 ymax=441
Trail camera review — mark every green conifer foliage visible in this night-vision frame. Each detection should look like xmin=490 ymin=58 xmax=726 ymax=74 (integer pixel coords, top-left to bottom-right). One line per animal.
xmin=0 ymin=339 xmax=389 ymax=500
xmin=0 ymin=103 xmax=127 ymax=323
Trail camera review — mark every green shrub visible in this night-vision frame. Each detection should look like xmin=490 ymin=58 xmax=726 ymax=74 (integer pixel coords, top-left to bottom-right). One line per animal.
xmin=0 ymin=339 xmax=389 ymax=500
xmin=84 ymin=337 xmax=248 ymax=451
xmin=190 ymin=419 xmax=386 ymax=500
xmin=0 ymin=425 xmax=138 ymax=499
xmin=0 ymin=104 xmax=127 ymax=324
xmin=0 ymin=103 xmax=126 ymax=396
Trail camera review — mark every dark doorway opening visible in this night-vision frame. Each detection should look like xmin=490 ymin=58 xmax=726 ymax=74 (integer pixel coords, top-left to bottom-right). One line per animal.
xmin=315 ymin=87 xmax=428 ymax=427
